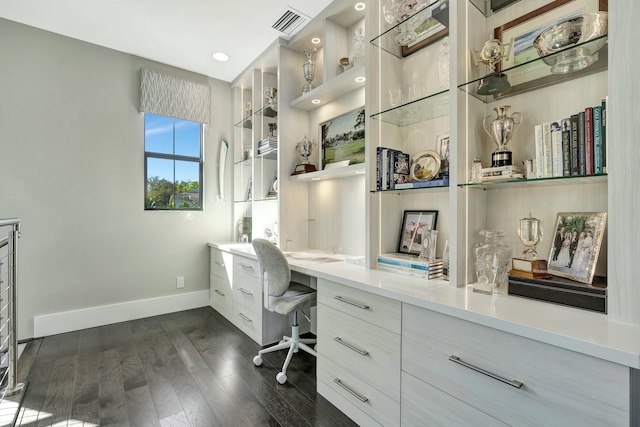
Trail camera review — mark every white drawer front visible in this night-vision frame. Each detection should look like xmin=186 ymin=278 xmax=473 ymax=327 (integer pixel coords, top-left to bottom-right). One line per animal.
xmin=209 ymin=273 xmax=232 ymax=313
xmin=233 ymin=256 xmax=259 ymax=279
xmin=233 ymin=269 xmax=262 ymax=313
xmin=402 ymin=304 xmax=631 ymax=426
xmin=318 ymin=356 xmax=400 ymax=427
xmin=318 ymin=304 xmax=400 ymax=401
xmin=210 ymin=248 xmax=233 ymax=281
xmin=318 ymin=279 xmax=401 ymax=334
xmin=232 ymin=302 xmax=262 ymax=337
xmin=401 ymin=372 xmax=507 ymax=427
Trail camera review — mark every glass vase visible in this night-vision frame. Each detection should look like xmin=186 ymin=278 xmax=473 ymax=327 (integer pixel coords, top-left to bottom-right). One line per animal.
xmin=473 ymin=230 xmax=512 ymax=294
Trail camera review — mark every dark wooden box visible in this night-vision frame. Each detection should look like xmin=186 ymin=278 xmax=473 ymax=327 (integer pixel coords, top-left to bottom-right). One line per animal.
xmin=508 ymin=274 xmax=607 ymax=314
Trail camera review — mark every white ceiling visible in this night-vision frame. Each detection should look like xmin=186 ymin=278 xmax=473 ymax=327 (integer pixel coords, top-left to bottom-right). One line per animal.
xmin=0 ymin=0 xmax=334 ymax=82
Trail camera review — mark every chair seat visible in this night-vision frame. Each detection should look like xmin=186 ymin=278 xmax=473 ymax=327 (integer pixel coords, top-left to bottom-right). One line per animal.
xmin=268 ymin=282 xmax=316 ymax=315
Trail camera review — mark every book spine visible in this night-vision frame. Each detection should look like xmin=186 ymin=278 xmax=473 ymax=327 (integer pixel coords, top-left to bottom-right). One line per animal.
xmin=542 ymin=121 xmax=552 ymax=178
xmin=481 ymin=165 xmax=523 ymax=173
xmin=577 ymin=111 xmax=586 ymax=175
xmin=378 ymin=257 xmax=431 ymax=271
xmin=394 ymin=179 xmax=449 ymax=189
xmin=378 ymin=264 xmax=442 ymax=280
xmin=561 ymin=118 xmax=571 ymax=176
xmin=376 ymin=147 xmax=383 ymax=190
xmin=551 ymin=120 xmax=563 ymax=177
xmin=570 ymin=114 xmax=580 ymax=176
xmin=381 ymin=148 xmax=389 ymax=190
xmin=601 ymin=97 xmax=607 ymax=173
xmin=593 ymin=105 xmax=603 ymax=174
xmin=388 ymin=149 xmax=397 ymax=190
xmin=534 ymin=124 xmax=544 ymax=178
xmin=584 ymin=107 xmax=594 ymax=175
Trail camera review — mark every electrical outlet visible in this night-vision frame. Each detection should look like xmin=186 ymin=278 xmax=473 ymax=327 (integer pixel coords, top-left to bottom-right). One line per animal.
xmin=176 ymin=276 xmax=185 ymax=288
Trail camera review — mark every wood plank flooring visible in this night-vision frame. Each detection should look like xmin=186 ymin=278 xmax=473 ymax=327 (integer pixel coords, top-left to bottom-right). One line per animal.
xmin=14 ymin=307 xmax=357 ymax=427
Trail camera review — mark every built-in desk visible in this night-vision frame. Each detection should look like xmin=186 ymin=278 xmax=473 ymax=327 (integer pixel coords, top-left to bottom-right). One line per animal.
xmin=209 ymin=242 xmax=640 ymax=426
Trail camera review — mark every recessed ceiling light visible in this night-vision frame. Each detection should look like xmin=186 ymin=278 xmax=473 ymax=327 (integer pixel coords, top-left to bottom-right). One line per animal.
xmin=355 ymin=76 xmax=366 ymax=83
xmin=312 ymin=177 xmax=321 ymax=181
xmin=212 ymin=52 xmax=230 ymax=62
xmin=355 ymin=3 xmax=365 ymax=11
xmin=312 ymin=37 xmax=321 ymax=44
xmin=312 ymin=99 xmax=321 ymax=104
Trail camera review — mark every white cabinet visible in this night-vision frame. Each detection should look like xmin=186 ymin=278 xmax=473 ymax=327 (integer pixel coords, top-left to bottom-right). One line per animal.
xmin=316 ymin=278 xmax=401 ymax=426
xmin=402 ymin=303 xmax=635 ymax=426
xmin=209 ymin=247 xmax=233 ymax=316
xmin=208 ymin=247 xmax=290 ymax=346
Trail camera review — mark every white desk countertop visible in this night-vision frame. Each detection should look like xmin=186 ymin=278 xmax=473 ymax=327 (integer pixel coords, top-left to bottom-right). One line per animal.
xmin=208 ymin=242 xmax=640 ymax=369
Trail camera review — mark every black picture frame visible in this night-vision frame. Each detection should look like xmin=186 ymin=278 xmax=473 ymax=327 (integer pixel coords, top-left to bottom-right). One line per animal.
xmin=398 ymin=210 xmax=438 ymax=255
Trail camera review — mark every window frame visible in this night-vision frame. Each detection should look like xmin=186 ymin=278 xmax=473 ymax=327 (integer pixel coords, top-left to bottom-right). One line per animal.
xmin=144 ymin=115 xmax=204 ymax=211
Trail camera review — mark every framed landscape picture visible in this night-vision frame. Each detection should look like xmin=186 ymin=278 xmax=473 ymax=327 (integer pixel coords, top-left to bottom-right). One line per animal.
xmin=320 ymin=107 xmax=366 ymax=169
xmin=398 ymin=210 xmax=438 ymax=255
xmin=547 ymin=211 xmax=607 ymax=284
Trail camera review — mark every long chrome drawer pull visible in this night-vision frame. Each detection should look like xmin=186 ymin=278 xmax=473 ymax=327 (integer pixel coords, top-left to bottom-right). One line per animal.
xmin=334 ymin=295 xmax=370 ymax=310
xmin=238 ymin=263 xmax=254 ymax=270
xmin=214 ymin=289 xmax=225 ymax=296
xmin=238 ymin=313 xmax=253 ymax=323
xmin=214 ymin=261 xmax=225 ymax=267
xmin=238 ymin=287 xmax=253 ymax=296
xmin=333 ymin=378 xmax=369 ymax=402
xmin=449 ymin=356 xmax=523 ymax=389
xmin=334 ymin=337 xmax=369 ymax=356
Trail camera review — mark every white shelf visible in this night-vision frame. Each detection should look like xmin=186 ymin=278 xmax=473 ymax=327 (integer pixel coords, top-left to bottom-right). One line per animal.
xmin=289 ymin=163 xmax=365 ymax=181
xmin=289 ymin=64 xmax=366 ymax=110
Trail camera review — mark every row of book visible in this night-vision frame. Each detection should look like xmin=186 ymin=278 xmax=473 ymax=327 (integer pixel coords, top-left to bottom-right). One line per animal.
xmin=376 ymin=147 xmax=449 ymax=190
xmin=533 ymin=97 xmax=607 ymax=179
xmin=377 ymin=253 xmax=444 ymax=280
xmin=257 ymin=136 xmax=277 ymax=156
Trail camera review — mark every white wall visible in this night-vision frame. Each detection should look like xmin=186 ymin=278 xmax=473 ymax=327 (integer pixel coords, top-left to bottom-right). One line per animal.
xmin=0 ymin=19 xmax=233 ymax=339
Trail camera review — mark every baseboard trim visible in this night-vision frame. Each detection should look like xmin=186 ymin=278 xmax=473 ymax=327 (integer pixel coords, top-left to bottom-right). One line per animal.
xmin=33 ymin=290 xmax=209 ymax=337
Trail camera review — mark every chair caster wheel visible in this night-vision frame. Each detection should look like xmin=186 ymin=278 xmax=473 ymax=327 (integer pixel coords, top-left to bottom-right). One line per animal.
xmin=276 ymin=372 xmax=287 ymax=384
xmin=253 ymin=355 xmax=262 ymax=366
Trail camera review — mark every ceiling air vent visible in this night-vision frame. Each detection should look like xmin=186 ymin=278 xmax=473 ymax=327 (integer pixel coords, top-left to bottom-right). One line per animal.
xmin=271 ymin=6 xmax=310 ymax=36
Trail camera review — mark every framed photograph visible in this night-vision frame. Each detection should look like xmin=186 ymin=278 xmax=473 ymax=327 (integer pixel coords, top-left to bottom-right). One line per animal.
xmin=437 ymin=132 xmax=450 ymax=177
xmin=401 ymin=1 xmax=449 ymax=57
xmin=547 ymin=212 xmax=607 ymax=284
xmin=245 ymin=179 xmax=252 ymax=201
xmin=493 ymin=0 xmax=608 ymax=88
xmin=398 ymin=210 xmax=438 ymax=255
xmin=320 ymin=107 xmax=365 ymax=170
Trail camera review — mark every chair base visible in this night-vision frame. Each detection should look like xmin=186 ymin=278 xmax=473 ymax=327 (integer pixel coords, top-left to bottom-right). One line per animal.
xmin=253 ymin=312 xmax=317 ymax=384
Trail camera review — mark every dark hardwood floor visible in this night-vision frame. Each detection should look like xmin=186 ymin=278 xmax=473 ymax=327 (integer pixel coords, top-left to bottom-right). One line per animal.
xmin=14 ymin=307 xmax=357 ymax=426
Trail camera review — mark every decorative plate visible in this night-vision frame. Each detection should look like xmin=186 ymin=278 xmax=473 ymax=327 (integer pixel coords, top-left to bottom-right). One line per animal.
xmin=410 ymin=150 xmax=441 ymax=182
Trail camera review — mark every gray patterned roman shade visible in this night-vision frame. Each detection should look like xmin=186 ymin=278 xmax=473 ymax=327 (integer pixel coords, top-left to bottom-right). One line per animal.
xmin=140 ymin=68 xmax=211 ymax=124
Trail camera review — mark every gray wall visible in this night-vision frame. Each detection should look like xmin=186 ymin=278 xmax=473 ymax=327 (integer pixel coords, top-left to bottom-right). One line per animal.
xmin=0 ymin=18 xmax=233 ymax=339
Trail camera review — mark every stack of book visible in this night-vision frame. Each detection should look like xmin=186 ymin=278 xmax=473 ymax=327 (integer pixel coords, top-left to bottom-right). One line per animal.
xmin=376 ymin=147 xmax=410 ymax=190
xmin=508 ymin=258 xmax=551 ymax=279
xmin=377 ymin=253 xmax=444 ymax=280
xmin=533 ymin=97 xmax=607 ymax=179
xmin=480 ymin=165 xmax=524 ymax=182
xmin=257 ymin=136 xmax=277 ymax=156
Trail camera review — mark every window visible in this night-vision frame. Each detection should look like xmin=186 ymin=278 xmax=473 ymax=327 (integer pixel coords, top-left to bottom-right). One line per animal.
xmin=144 ymin=113 xmax=203 ymax=210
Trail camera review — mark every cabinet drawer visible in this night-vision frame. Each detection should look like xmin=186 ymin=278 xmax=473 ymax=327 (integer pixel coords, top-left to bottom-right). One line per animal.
xmin=233 ymin=256 xmax=259 ymax=279
xmin=232 ymin=302 xmax=262 ymax=337
xmin=209 ymin=273 xmax=232 ymax=313
xmin=317 ymin=304 xmax=400 ymax=401
xmin=210 ymin=248 xmax=233 ymax=281
xmin=233 ymin=269 xmax=262 ymax=313
xmin=402 ymin=304 xmax=631 ymax=426
xmin=317 ymin=279 xmax=401 ymax=334
xmin=401 ymin=372 xmax=507 ymax=427
xmin=318 ymin=356 xmax=399 ymax=427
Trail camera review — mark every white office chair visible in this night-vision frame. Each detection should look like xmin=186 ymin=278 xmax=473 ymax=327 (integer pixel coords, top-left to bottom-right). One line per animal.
xmin=251 ymin=238 xmax=317 ymax=384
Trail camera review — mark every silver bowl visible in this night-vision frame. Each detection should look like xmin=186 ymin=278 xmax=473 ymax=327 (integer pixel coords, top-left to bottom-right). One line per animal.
xmin=533 ymin=12 xmax=608 ymax=74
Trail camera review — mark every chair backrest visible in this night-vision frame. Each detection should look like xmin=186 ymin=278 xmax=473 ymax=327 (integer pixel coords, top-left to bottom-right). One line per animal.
xmin=252 ymin=238 xmax=291 ymax=298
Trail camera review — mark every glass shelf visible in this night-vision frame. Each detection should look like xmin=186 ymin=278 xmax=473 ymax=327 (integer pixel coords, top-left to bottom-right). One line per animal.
xmin=370 ymin=0 xmax=448 ymax=59
xmin=234 ymin=117 xmax=252 ymax=129
xmin=255 ymin=105 xmax=277 ymax=118
xmin=459 ymin=35 xmax=608 ymax=102
xmin=234 ymin=158 xmax=253 ymax=167
xmin=459 ymin=173 xmax=607 ymax=189
xmin=255 ymin=197 xmax=278 ymax=203
xmin=233 ymin=199 xmax=252 ymax=204
xmin=370 ymin=90 xmax=449 ymax=127
xmin=256 ymin=149 xmax=277 ymax=160
xmin=371 ymin=183 xmax=449 ymax=194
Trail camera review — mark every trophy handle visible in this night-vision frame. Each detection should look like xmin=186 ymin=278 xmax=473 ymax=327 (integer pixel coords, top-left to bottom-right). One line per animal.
xmin=482 ymin=115 xmax=493 ymax=138
xmin=511 ymin=112 xmax=523 ymax=133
